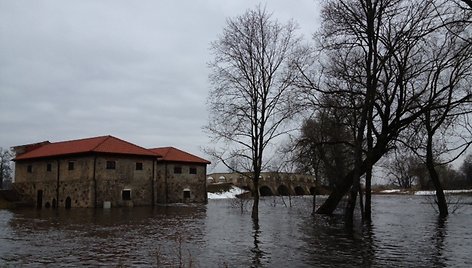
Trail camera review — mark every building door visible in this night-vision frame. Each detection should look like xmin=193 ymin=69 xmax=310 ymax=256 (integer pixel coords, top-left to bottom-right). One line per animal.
xmin=36 ymin=190 xmax=43 ymax=209
xmin=183 ymin=189 xmax=191 ymax=200
xmin=65 ymin=196 xmax=72 ymax=209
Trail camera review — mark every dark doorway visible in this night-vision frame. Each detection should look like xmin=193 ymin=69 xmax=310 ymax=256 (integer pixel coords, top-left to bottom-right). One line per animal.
xmin=36 ymin=190 xmax=43 ymax=209
xmin=277 ymin=185 xmax=290 ymax=196
xmin=294 ymin=186 xmax=306 ymax=195
xmin=122 ymin=189 xmax=131 ymax=201
xmin=183 ymin=189 xmax=191 ymax=199
xmin=259 ymin=186 xmax=273 ymax=196
xmin=65 ymin=196 xmax=72 ymax=209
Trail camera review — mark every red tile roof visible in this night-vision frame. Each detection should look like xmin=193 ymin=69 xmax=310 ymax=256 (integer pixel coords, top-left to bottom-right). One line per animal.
xmin=14 ymin=135 xmax=159 ymax=160
xmin=149 ymin=147 xmax=210 ymax=164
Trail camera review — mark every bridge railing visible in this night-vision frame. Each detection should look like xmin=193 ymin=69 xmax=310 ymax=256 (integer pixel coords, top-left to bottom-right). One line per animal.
xmin=207 ymin=173 xmax=317 ymax=186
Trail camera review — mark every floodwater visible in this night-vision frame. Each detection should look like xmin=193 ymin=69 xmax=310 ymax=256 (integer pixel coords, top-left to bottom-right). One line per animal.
xmin=1 ymin=195 xmax=471 ymax=267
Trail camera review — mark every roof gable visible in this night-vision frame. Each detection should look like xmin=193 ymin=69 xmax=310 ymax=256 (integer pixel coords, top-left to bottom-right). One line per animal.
xmin=14 ymin=135 xmax=158 ymax=160
xmin=149 ymin=147 xmax=210 ymax=164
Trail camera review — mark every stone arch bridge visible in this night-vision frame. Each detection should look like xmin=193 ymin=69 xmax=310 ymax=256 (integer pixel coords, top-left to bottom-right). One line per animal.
xmin=207 ymin=172 xmax=317 ymax=196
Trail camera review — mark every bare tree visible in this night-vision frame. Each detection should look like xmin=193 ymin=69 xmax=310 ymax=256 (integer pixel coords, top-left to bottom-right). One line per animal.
xmin=308 ymin=0 xmax=406 ymax=224
xmin=383 ymin=152 xmax=418 ymax=189
xmin=206 ymin=6 xmax=310 ymax=220
xmin=293 ymin=104 xmax=354 ymax=189
xmin=397 ymin=13 xmax=472 ymax=216
xmin=299 ymin=0 xmax=472 ymax=223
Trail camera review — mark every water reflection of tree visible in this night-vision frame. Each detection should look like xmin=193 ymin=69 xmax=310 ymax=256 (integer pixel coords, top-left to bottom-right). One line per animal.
xmin=431 ymin=217 xmax=448 ymax=267
xmin=251 ymin=219 xmax=265 ymax=268
xmin=359 ymin=222 xmax=375 ymax=267
xmin=297 ymin=215 xmax=378 ymax=266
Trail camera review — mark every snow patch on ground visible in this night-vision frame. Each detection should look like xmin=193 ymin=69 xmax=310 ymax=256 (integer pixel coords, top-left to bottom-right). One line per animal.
xmin=207 ymin=186 xmax=249 ymax=199
xmin=414 ymin=189 xmax=472 ymax=196
xmin=378 ymin=189 xmax=472 ymax=195
xmin=379 ymin=189 xmax=402 ymax=193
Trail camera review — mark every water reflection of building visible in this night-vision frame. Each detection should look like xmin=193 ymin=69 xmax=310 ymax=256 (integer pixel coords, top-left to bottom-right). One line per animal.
xmin=12 ymin=135 xmax=210 ymax=208
xmin=207 ymin=172 xmax=317 ymax=196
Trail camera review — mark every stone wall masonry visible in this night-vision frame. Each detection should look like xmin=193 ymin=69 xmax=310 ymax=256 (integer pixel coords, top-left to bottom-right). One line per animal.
xmin=15 ymin=159 xmax=63 ymax=183
xmin=156 ymin=162 xmax=207 ymax=204
xmin=96 ymin=178 xmax=153 ymax=207
xmin=92 ymin=155 xmax=155 ymax=207
xmin=58 ymin=179 xmax=94 ymax=208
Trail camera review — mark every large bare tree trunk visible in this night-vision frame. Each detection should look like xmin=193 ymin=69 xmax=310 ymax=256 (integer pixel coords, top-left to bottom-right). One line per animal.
xmin=317 ymin=138 xmax=387 ymax=215
xmin=317 ymin=172 xmax=354 ymax=214
xmin=364 ymin=165 xmax=372 ymax=221
xmin=426 ymin=135 xmax=448 ymax=217
xmin=345 ymin=183 xmax=359 ymax=227
xmin=358 ymin=181 xmax=365 ymax=221
xmin=365 ymin=119 xmax=374 ymax=222
xmin=252 ymin=176 xmax=260 ymax=220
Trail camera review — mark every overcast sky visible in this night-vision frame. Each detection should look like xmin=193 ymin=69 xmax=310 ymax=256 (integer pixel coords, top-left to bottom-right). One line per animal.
xmin=0 ymin=0 xmax=319 ymax=170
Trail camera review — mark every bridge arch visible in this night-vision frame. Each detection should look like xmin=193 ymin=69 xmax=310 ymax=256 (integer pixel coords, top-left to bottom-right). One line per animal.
xmin=207 ymin=176 xmax=214 ymax=183
xmin=294 ymin=186 xmax=306 ymax=195
xmin=309 ymin=187 xmax=316 ymax=195
xmin=260 ymin=186 xmax=273 ymax=196
xmin=277 ymin=185 xmax=290 ymax=196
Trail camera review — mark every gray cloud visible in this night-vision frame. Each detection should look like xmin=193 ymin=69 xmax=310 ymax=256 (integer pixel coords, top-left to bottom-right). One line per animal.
xmin=0 ymin=0 xmax=319 ymax=161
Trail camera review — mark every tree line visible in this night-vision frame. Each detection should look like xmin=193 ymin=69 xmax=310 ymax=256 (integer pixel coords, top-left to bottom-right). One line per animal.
xmin=206 ymin=0 xmax=472 ymax=224
xmin=380 ymin=150 xmax=472 ymax=190
xmin=0 ymin=148 xmax=13 ymax=189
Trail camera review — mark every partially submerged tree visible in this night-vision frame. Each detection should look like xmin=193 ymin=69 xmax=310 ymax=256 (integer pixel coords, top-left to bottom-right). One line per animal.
xmin=206 ymin=6 xmax=310 ymax=220
xmin=298 ymin=0 xmax=472 ymax=223
xmin=399 ymin=13 xmax=472 ymax=216
xmin=419 ymin=46 xmax=472 ymax=216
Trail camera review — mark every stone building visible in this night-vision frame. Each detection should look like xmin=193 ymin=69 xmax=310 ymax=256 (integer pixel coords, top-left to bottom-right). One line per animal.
xmin=150 ymin=147 xmax=209 ymax=204
xmin=12 ymin=135 xmax=210 ymax=208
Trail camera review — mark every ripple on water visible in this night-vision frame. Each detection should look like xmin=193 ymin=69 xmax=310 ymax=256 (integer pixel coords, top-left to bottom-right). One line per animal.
xmin=0 ymin=195 xmax=471 ymax=267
